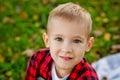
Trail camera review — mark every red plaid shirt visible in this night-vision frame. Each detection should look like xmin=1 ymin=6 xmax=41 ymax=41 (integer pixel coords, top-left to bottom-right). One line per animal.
xmin=25 ymin=49 xmax=98 ymax=80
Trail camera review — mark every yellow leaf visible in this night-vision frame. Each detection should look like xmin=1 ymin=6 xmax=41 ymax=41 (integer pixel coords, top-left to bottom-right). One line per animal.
xmin=8 ymin=48 xmax=12 ymax=53
xmin=102 ymin=17 xmax=109 ymax=23
xmin=95 ymin=17 xmax=101 ymax=22
xmin=5 ymin=71 xmax=12 ymax=77
xmin=15 ymin=36 xmax=20 ymax=41
xmin=101 ymin=12 xmax=106 ymax=17
xmin=50 ymin=0 xmax=56 ymax=3
xmin=0 ymin=54 xmax=5 ymax=62
xmin=35 ymin=22 xmax=40 ymax=27
xmin=33 ymin=14 xmax=39 ymax=20
xmin=104 ymin=33 xmax=111 ymax=41
xmin=11 ymin=53 xmax=19 ymax=62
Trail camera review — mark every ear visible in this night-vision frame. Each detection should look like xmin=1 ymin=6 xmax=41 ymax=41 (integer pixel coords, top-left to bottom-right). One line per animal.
xmin=42 ymin=32 xmax=49 ymax=48
xmin=85 ymin=37 xmax=94 ymax=52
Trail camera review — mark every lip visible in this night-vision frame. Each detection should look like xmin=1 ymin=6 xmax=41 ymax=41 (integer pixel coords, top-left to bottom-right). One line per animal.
xmin=60 ymin=56 xmax=73 ymax=61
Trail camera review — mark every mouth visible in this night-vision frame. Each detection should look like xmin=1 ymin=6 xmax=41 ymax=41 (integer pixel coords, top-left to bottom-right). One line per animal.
xmin=60 ymin=56 xmax=73 ymax=61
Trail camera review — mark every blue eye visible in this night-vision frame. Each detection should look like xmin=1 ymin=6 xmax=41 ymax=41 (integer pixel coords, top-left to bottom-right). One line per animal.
xmin=73 ymin=39 xmax=81 ymax=43
xmin=55 ymin=37 xmax=63 ymax=42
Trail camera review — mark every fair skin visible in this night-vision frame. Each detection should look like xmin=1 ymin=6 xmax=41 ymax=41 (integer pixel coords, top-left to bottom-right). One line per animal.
xmin=43 ymin=17 xmax=94 ymax=78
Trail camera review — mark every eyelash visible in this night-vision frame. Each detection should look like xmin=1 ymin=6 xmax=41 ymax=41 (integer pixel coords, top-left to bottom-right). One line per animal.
xmin=55 ymin=37 xmax=63 ymax=42
xmin=73 ymin=39 xmax=81 ymax=43
xmin=55 ymin=37 xmax=81 ymax=43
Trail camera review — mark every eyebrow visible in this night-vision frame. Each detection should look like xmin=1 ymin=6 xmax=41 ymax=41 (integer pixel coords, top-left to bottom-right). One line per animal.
xmin=72 ymin=36 xmax=84 ymax=40
xmin=54 ymin=34 xmax=84 ymax=39
xmin=54 ymin=34 xmax=63 ymax=37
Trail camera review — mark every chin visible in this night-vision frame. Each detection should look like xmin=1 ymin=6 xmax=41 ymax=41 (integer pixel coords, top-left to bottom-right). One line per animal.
xmin=59 ymin=64 xmax=74 ymax=70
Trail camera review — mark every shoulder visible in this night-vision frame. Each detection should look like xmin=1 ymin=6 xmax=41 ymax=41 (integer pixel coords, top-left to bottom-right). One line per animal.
xmin=68 ymin=58 xmax=98 ymax=80
xmin=83 ymin=58 xmax=96 ymax=72
xmin=80 ymin=58 xmax=98 ymax=80
xmin=30 ymin=48 xmax=50 ymax=63
xmin=25 ymin=48 xmax=51 ymax=79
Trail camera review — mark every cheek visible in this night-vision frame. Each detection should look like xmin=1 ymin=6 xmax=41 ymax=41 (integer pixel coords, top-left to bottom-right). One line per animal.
xmin=49 ymin=41 xmax=59 ymax=55
xmin=49 ymin=39 xmax=61 ymax=49
xmin=73 ymin=45 xmax=86 ymax=56
xmin=73 ymin=44 xmax=86 ymax=51
xmin=75 ymin=48 xmax=85 ymax=61
xmin=49 ymin=42 xmax=59 ymax=51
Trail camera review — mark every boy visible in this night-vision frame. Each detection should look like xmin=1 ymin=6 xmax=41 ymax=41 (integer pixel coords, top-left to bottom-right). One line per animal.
xmin=25 ymin=2 xmax=98 ymax=80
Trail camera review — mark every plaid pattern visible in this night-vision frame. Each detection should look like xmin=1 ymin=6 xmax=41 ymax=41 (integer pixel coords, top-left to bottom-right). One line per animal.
xmin=25 ymin=49 xmax=98 ymax=80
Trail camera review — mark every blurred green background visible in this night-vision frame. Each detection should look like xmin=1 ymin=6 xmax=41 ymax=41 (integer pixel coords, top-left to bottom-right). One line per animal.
xmin=0 ymin=0 xmax=120 ymax=80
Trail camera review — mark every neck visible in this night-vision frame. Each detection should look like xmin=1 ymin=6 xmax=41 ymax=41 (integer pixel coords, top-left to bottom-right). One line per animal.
xmin=55 ymin=65 xmax=72 ymax=78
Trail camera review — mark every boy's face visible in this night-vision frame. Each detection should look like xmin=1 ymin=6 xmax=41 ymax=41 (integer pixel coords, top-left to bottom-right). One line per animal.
xmin=43 ymin=18 xmax=94 ymax=71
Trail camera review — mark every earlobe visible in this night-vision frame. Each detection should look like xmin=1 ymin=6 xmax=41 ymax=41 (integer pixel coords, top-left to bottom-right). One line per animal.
xmin=86 ymin=37 xmax=94 ymax=52
xmin=42 ymin=33 xmax=49 ymax=48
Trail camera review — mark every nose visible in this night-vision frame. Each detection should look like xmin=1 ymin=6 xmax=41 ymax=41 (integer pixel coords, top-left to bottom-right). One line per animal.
xmin=61 ymin=42 xmax=72 ymax=53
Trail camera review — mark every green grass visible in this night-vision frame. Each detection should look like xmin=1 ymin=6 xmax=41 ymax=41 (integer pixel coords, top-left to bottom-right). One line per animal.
xmin=0 ymin=0 xmax=120 ymax=79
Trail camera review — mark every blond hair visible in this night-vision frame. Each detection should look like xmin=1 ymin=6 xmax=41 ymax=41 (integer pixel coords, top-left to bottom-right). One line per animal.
xmin=47 ymin=2 xmax=92 ymax=37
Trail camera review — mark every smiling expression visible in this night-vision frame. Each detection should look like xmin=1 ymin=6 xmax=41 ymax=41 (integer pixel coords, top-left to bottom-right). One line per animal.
xmin=43 ymin=17 xmax=94 ymax=72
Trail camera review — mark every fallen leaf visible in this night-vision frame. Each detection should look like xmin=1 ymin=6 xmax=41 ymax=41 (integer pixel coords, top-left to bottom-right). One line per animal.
xmin=8 ymin=48 xmax=12 ymax=53
xmin=104 ymin=33 xmax=111 ymax=41
xmin=15 ymin=36 xmax=20 ymax=41
xmin=2 ymin=17 xmax=15 ymax=24
xmin=15 ymin=6 xmax=21 ymax=14
xmin=102 ymin=17 xmax=109 ymax=23
xmin=113 ymin=16 xmax=118 ymax=21
xmin=93 ymin=30 xmax=103 ymax=37
xmin=20 ymin=11 xmax=28 ymax=19
xmin=50 ymin=0 xmax=56 ymax=3
xmin=22 ymin=49 xmax=34 ymax=57
xmin=111 ymin=44 xmax=120 ymax=50
xmin=33 ymin=14 xmax=39 ymax=20
xmin=101 ymin=12 xmax=106 ymax=17
xmin=42 ymin=0 xmax=49 ymax=5
xmin=5 ymin=71 xmax=12 ymax=77
xmin=11 ymin=53 xmax=19 ymax=63
xmin=0 ymin=54 xmax=5 ymax=62
xmin=95 ymin=17 xmax=101 ymax=22
xmin=113 ymin=34 xmax=120 ymax=40
xmin=34 ymin=22 xmax=40 ymax=27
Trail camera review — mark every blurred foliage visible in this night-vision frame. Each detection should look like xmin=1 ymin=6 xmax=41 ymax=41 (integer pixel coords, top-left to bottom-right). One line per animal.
xmin=0 ymin=0 xmax=120 ymax=80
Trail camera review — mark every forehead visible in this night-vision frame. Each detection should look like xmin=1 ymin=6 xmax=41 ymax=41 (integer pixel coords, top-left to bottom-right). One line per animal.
xmin=47 ymin=17 xmax=88 ymax=38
